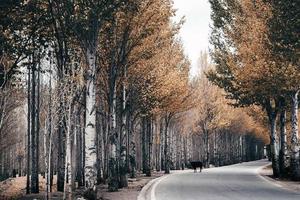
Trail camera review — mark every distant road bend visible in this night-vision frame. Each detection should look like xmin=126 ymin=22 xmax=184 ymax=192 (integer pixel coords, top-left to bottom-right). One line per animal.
xmin=144 ymin=160 xmax=300 ymax=200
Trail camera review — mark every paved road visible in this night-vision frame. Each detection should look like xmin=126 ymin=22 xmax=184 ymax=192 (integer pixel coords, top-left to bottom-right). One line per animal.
xmin=152 ymin=160 xmax=300 ymax=200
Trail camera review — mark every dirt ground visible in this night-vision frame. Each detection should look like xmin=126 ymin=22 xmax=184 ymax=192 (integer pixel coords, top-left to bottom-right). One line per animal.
xmin=98 ymin=172 xmax=164 ymax=200
xmin=0 ymin=175 xmax=60 ymax=200
xmin=259 ymin=165 xmax=300 ymax=193
xmin=0 ymin=172 xmax=165 ymax=200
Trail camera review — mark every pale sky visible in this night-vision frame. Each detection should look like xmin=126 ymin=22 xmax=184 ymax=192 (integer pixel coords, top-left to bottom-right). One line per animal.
xmin=173 ymin=0 xmax=211 ymax=76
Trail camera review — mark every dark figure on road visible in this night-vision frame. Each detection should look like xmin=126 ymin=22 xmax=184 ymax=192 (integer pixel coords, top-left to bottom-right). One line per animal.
xmin=190 ymin=161 xmax=203 ymax=173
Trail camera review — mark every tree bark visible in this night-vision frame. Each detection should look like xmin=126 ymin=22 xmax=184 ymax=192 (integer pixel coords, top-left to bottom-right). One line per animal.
xmin=270 ymin=114 xmax=280 ymax=177
xmin=146 ymin=117 xmax=152 ymax=177
xmin=57 ymin=99 xmax=66 ymax=192
xmin=265 ymin=100 xmax=280 ymax=178
xmin=44 ymin=120 xmax=48 ymax=199
xmin=129 ymin=116 xmax=136 ymax=178
xmin=64 ymin=103 xmax=73 ymax=200
xmin=119 ymin=73 xmax=128 ymax=187
xmin=84 ymin=47 xmax=98 ymax=197
xmin=108 ymin=84 xmax=118 ymax=192
xmin=291 ymin=91 xmax=300 ymax=180
xmin=26 ymin=67 xmax=31 ymax=194
xmin=164 ymin=115 xmax=170 ymax=174
xmin=142 ymin=117 xmax=147 ymax=174
xmin=30 ymin=58 xmax=39 ymax=193
xmin=36 ymin=61 xmax=40 ymax=191
xmin=279 ymin=108 xmax=288 ymax=177
xmin=46 ymin=64 xmax=53 ymax=197
xmin=205 ymin=128 xmax=210 ymax=168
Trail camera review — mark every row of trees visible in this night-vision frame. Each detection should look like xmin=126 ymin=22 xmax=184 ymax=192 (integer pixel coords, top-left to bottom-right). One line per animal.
xmin=185 ymin=52 xmax=268 ymax=169
xmin=208 ymin=0 xmax=300 ymax=179
xmin=1 ymin=0 xmax=267 ymax=199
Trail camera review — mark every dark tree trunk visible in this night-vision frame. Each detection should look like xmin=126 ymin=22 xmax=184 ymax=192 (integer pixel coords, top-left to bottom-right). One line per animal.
xmin=129 ymin=116 xmax=136 ymax=178
xmin=265 ymin=100 xmax=280 ymax=178
xmin=30 ymin=57 xmax=39 ymax=193
xmin=145 ymin=117 xmax=152 ymax=177
xmin=205 ymin=129 xmax=210 ymax=168
xmin=57 ymin=101 xmax=66 ymax=192
xmin=279 ymin=108 xmax=288 ymax=177
xmin=26 ymin=67 xmax=31 ymax=194
xmin=108 ymin=85 xmax=119 ymax=192
xmin=164 ymin=115 xmax=170 ymax=174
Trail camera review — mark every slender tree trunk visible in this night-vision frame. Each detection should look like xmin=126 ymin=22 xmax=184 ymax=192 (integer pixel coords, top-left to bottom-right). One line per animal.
xmin=36 ymin=58 xmax=40 ymax=191
xmin=119 ymin=72 xmax=128 ymax=187
xmin=205 ymin=129 xmax=210 ymax=168
xmin=84 ymin=47 xmax=98 ymax=197
xmin=57 ymin=100 xmax=66 ymax=192
xmin=164 ymin=115 xmax=170 ymax=174
xmin=145 ymin=117 xmax=152 ymax=177
xmin=49 ymin=67 xmax=54 ymax=192
xmin=50 ymin=144 xmax=53 ymax=192
xmin=142 ymin=117 xmax=147 ymax=174
xmin=239 ymin=135 xmax=242 ymax=163
xmin=126 ymin=111 xmax=130 ymax=173
xmin=96 ymin=106 xmax=102 ymax=185
xmin=265 ymin=100 xmax=280 ymax=178
xmin=129 ymin=117 xmax=136 ymax=178
xmin=76 ymin=111 xmax=83 ymax=187
xmin=156 ymin=119 xmax=163 ymax=171
xmin=44 ymin=118 xmax=49 ymax=200
xmin=31 ymin=58 xmax=39 ymax=193
xmin=46 ymin=62 xmax=53 ymax=199
xmin=270 ymin=114 xmax=280 ymax=178
xmin=64 ymin=104 xmax=73 ymax=200
xmin=26 ymin=67 xmax=31 ymax=194
xmin=279 ymin=108 xmax=288 ymax=177
xmin=108 ymin=84 xmax=118 ymax=192
xmin=103 ymin=113 xmax=109 ymax=182
xmin=291 ymin=91 xmax=300 ymax=180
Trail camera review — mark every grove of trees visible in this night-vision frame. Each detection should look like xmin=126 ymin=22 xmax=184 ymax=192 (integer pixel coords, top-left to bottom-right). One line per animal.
xmin=208 ymin=0 xmax=300 ymax=180
xmin=0 ymin=0 xmax=278 ymax=199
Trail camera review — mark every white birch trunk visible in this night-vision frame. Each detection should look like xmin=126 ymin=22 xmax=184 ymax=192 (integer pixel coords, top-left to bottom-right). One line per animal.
xmin=44 ymin=118 xmax=49 ymax=200
xmin=47 ymin=126 xmax=52 ymax=197
xmin=291 ymin=90 xmax=300 ymax=180
xmin=271 ymin=122 xmax=280 ymax=176
xmin=119 ymin=78 xmax=128 ymax=187
xmin=84 ymin=48 xmax=98 ymax=193
xmin=64 ymin=104 xmax=72 ymax=200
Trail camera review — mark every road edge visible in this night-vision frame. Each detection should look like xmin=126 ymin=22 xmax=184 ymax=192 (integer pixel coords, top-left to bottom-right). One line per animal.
xmin=137 ymin=170 xmax=191 ymax=200
xmin=256 ymin=162 xmax=300 ymax=193
xmin=137 ymin=174 xmax=168 ymax=200
xmin=256 ymin=162 xmax=284 ymax=189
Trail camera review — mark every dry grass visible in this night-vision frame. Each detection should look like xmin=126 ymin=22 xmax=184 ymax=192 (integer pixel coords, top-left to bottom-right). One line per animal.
xmin=0 ymin=175 xmax=60 ymax=200
xmin=0 ymin=172 xmax=165 ymax=200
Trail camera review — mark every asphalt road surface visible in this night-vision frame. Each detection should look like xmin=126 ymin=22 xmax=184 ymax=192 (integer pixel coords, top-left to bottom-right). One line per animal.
xmin=152 ymin=160 xmax=300 ymax=200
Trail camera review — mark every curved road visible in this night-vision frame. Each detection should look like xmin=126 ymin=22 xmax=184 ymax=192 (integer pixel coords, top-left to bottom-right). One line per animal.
xmin=149 ymin=160 xmax=300 ymax=200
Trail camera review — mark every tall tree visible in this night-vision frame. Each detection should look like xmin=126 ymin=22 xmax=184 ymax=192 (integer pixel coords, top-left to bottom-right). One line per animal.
xmin=63 ymin=0 xmax=123 ymax=196
xmin=208 ymin=0 xmax=284 ymax=177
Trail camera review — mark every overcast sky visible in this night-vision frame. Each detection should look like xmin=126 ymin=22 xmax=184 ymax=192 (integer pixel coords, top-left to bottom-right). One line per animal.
xmin=173 ymin=0 xmax=211 ymax=76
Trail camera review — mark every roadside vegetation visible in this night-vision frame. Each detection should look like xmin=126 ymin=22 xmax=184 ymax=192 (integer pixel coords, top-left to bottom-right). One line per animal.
xmin=0 ymin=0 xmax=298 ymax=199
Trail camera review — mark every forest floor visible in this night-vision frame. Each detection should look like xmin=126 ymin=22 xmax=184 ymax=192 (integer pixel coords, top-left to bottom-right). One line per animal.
xmin=259 ymin=164 xmax=300 ymax=193
xmin=0 ymin=171 xmax=165 ymax=200
xmin=0 ymin=175 xmax=60 ymax=199
xmin=98 ymin=171 xmax=164 ymax=200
